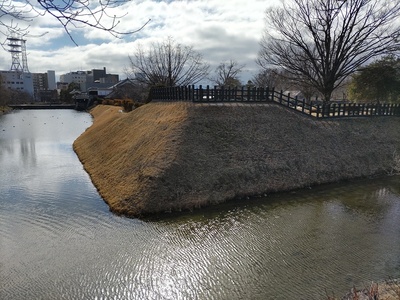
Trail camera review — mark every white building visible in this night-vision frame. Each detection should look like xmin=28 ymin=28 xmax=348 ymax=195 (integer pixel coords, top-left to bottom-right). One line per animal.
xmin=0 ymin=70 xmax=34 ymax=95
xmin=59 ymin=71 xmax=87 ymax=88
xmin=59 ymin=67 xmax=119 ymax=91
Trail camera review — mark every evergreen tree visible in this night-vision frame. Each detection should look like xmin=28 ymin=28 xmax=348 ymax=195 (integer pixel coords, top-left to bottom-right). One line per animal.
xmin=349 ymin=56 xmax=400 ymax=103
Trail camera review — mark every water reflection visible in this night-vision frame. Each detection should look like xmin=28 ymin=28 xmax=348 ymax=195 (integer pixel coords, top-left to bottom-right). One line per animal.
xmin=19 ymin=138 xmax=37 ymax=166
xmin=0 ymin=109 xmax=400 ymax=300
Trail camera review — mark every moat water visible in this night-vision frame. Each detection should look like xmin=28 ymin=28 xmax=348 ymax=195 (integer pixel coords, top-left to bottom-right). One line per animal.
xmin=1 ymin=109 xmax=400 ymax=299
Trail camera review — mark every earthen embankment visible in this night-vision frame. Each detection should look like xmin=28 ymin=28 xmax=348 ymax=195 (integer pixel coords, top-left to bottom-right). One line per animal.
xmin=73 ymin=103 xmax=400 ymax=217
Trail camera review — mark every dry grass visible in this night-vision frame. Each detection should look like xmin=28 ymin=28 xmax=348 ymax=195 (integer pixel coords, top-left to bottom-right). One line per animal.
xmin=326 ymin=279 xmax=400 ymax=299
xmin=73 ymin=103 xmax=190 ymax=215
xmin=0 ymin=106 xmax=12 ymax=114
xmin=74 ymin=102 xmax=400 ymax=217
xmin=382 ymin=279 xmax=400 ymax=300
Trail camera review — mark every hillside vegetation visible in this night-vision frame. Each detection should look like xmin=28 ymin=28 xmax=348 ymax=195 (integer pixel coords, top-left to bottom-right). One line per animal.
xmin=73 ymin=103 xmax=400 ymax=217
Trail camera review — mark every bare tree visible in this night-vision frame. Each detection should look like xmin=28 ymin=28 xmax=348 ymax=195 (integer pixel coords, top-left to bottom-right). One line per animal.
xmin=252 ymin=68 xmax=283 ymax=89
xmin=0 ymin=0 xmax=149 ymax=44
xmin=212 ymin=60 xmax=245 ymax=86
xmin=252 ymin=68 xmax=318 ymax=100
xmin=129 ymin=37 xmax=210 ymax=87
xmin=257 ymin=0 xmax=400 ymax=102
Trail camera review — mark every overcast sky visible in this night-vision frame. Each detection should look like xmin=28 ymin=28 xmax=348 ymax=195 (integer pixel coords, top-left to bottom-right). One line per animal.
xmin=0 ymin=0 xmax=278 ymax=83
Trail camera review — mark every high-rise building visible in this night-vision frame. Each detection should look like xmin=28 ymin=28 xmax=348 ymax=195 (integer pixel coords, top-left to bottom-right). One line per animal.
xmin=32 ymin=71 xmax=57 ymax=101
xmin=47 ymin=70 xmax=56 ymax=90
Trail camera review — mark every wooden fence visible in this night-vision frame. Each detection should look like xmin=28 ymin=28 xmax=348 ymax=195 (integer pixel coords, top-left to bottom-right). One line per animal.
xmin=149 ymin=85 xmax=400 ymax=118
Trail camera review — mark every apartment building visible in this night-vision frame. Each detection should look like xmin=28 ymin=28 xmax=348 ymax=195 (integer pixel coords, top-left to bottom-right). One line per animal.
xmin=59 ymin=67 xmax=119 ymax=91
xmin=32 ymin=71 xmax=57 ymax=101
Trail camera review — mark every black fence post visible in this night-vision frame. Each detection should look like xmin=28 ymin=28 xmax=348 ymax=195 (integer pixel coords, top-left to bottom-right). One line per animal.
xmin=198 ymin=85 xmax=203 ymax=102
xmin=204 ymin=86 xmax=208 ymax=101
xmin=234 ymin=86 xmax=238 ymax=101
xmin=259 ymin=87 xmax=264 ymax=101
xmin=193 ymin=85 xmax=196 ymax=101
xmin=332 ymin=103 xmax=337 ymax=117
xmin=213 ymin=85 xmax=217 ymax=102
xmin=148 ymin=87 xmax=154 ymax=101
xmin=316 ymin=105 xmax=320 ymax=118
xmin=286 ymin=93 xmax=290 ymax=107
xmin=166 ymin=87 xmax=170 ymax=101
xmin=160 ymin=87 xmax=164 ymax=101
xmin=181 ymin=86 xmax=185 ymax=101
xmin=265 ymin=87 xmax=269 ymax=102
xmin=270 ymin=87 xmax=275 ymax=102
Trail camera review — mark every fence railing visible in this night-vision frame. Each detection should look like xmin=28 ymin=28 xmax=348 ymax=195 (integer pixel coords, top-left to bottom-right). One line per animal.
xmin=149 ymin=85 xmax=400 ymax=118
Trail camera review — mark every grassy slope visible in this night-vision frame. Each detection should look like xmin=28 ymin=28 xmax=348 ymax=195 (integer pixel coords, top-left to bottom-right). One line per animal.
xmin=73 ymin=103 xmax=400 ymax=217
xmin=73 ymin=103 xmax=190 ymax=215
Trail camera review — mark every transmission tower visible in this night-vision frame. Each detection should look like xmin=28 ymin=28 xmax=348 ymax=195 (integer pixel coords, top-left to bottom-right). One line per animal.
xmin=7 ymin=34 xmax=30 ymax=73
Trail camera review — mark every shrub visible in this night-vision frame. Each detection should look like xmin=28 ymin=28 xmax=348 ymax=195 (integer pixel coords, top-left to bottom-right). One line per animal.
xmin=122 ymin=99 xmax=134 ymax=112
xmin=101 ymin=98 xmax=145 ymax=112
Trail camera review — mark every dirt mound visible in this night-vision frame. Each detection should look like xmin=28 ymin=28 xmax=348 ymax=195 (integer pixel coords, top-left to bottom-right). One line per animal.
xmin=73 ymin=103 xmax=400 ymax=217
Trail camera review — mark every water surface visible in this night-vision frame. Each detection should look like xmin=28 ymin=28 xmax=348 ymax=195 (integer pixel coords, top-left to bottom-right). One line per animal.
xmin=1 ymin=109 xmax=399 ymax=299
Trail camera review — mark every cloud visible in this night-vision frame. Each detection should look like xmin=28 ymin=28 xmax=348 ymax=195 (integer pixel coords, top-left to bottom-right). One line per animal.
xmin=0 ymin=0 xmax=276 ymax=83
